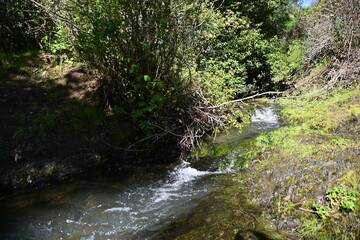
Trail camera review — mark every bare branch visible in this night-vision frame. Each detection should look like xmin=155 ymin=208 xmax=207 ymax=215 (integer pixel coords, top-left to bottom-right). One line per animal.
xmin=101 ymin=140 xmax=150 ymax=152
xmin=201 ymin=91 xmax=285 ymax=109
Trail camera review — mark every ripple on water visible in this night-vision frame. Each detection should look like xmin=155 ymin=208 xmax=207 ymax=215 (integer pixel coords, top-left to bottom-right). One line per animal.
xmin=0 ymin=106 xmax=282 ymax=239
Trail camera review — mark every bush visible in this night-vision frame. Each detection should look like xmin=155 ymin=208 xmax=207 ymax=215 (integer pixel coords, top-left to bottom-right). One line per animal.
xmin=198 ymin=19 xmax=278 ymax=99
xmin=32 ymin=0 xmax=294 ymax=152
xmin=45 ymin=0 xmax=231 ymax=151
xmin=0 ymin=0 xmax=52 ymax=51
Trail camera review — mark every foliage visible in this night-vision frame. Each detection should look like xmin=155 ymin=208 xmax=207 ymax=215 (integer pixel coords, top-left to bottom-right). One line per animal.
xmin=270 ymin=39 xmax=304 ymax=81
xmin=37 ymin=0 xmax=280 ymax=151
xmin=197 ymin=22 xmax=279 ymax=99
xmin=313 ymin=204 xmax=331 ymax=219
xmin=199 ymin=1 xmax=302 ymax=97
xmin=216 ymin=0 xmax=295 ymax=38
xmin=41 ymin=26 xmax=73 ymax=54
xmin=326 ymin=184 xmax=359 ymax=212
xmin=23 ymin=0 xmax=296 ymax=152
xmin=0 ymin=0 xmax=52 ymax=51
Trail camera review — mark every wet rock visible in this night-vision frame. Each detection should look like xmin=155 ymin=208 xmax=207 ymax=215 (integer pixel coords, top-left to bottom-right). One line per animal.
xmin=191 ymin=156 xmax=218 ymax=171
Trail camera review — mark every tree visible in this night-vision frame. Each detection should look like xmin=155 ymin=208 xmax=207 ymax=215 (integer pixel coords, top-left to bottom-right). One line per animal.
xmin=215 ymin=0 xmax=294 ymax=38
xmin=28 ymin=0 xmax=293 ymax=152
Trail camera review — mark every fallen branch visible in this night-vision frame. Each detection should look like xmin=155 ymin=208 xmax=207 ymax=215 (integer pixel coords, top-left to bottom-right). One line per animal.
xmin=201 ymin=91 xmax=285 ymax=109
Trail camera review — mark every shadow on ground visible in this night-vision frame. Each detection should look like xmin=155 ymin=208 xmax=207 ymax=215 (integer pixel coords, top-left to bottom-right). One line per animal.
xmin=0 ymin=53 xmax=134 ymax=191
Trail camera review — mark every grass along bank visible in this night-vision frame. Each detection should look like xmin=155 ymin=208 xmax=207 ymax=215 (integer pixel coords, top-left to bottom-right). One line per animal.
xmin=237 ymin=88 xmax=360 ymax=239
xmin=157 ymin=87 xmax=360 ymax=239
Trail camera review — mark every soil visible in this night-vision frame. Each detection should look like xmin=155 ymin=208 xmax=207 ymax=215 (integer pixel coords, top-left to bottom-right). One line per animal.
xmin=0 ymin=55 xmax=135 ymax=192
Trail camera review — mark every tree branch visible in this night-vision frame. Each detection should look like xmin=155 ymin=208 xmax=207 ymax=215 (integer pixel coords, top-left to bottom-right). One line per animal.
xmin=101 ymin=140 xmax=150 ymax=152
xmin=201 ymin=91 xmax=285 ymax=109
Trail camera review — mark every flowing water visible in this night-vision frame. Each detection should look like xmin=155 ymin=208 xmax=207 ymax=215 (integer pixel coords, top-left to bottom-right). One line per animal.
xmin=214 ymin=105 xmax=281 ymax=144
xmin=0 ymin=106 xmax=281 ymax=240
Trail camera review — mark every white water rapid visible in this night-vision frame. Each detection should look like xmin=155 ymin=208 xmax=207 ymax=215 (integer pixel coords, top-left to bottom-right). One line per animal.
xmin=0 ymin=162 xmax=225 ymax=240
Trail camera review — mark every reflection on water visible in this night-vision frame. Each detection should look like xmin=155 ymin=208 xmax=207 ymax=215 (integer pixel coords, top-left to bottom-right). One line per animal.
xmin=0 ymin=106 xmax=281 ymax=239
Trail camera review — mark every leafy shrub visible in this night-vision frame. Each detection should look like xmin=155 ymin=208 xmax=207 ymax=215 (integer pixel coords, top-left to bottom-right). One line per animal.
xmin=198 ymin=22 xmax=278 ymax=99
xmin=0 ymin=0 xmax=52 ymax=51
xmin=33 ymin=0 xmax=294 ymax=151
xmin=326 ymin=184 xmax=359 ymax=212
xmin=270 ymin=39 xmax=304 ymax=81
xmin=216 ymin=0 xmax=292 ymax=38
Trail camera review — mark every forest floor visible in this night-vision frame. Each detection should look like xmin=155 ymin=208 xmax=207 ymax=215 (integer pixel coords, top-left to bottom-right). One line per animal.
xmin=0 ymin=51 xmax=137 ymax=191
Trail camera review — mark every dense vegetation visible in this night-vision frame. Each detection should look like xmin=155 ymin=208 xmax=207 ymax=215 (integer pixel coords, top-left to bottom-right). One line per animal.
xmin=1 ymin=0 xmax=358 ymax=150
xmin=1 ymin=0 xmax=302 ymax=152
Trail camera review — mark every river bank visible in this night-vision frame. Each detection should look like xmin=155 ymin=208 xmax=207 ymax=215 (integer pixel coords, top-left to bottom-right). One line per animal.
xmin=1 ymin=51 xmax=359 ymax=239
xmin=0 ymin=51 xmax=169 ymax=192
xmin=155 ymin=87 xmax=360 ymax=239
xmin=244 ymin=88 xmax=360 ymax=239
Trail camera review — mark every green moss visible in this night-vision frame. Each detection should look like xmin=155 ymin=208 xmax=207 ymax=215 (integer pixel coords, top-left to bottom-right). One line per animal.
xmin=189 ymin=88 xmax=360 ymax=239
xmin=280 ymin=89 xmax=360 ymax=131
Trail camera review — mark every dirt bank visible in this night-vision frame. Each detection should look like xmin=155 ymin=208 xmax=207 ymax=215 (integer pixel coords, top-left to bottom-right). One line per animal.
xmin=0 ymin=52 xmax=137 ymax=191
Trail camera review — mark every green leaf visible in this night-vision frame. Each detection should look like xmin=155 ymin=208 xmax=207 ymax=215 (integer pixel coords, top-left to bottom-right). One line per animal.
xmin=144 ymin=75 xmax=151 ymax=81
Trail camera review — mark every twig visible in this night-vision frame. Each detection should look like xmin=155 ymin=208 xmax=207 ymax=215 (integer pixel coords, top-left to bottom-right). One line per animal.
xmin=151 ymin=124 xmax=183 ymax=137
xmin=101 ymin=140 xmax=150 ymax=152
xmin=299 ymin=207 xmax=316 ymax=214
xmin=29 ymin=0 xmax=93 ymax=36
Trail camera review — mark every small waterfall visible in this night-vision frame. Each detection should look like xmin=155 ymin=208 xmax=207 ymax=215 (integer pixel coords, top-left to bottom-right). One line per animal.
xmin=249 ymin=106 xmax=281 ymax=132
xmin=251 ymin=106 xmax=279 ymax=123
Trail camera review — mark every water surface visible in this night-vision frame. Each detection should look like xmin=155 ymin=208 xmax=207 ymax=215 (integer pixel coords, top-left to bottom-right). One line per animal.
xmin=0 ymin=106 xmax=281 ymax=239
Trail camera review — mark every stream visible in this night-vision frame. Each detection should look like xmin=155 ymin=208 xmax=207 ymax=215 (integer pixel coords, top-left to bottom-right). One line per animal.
xmin=0 ymin=106 xmax=281 ymax=240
